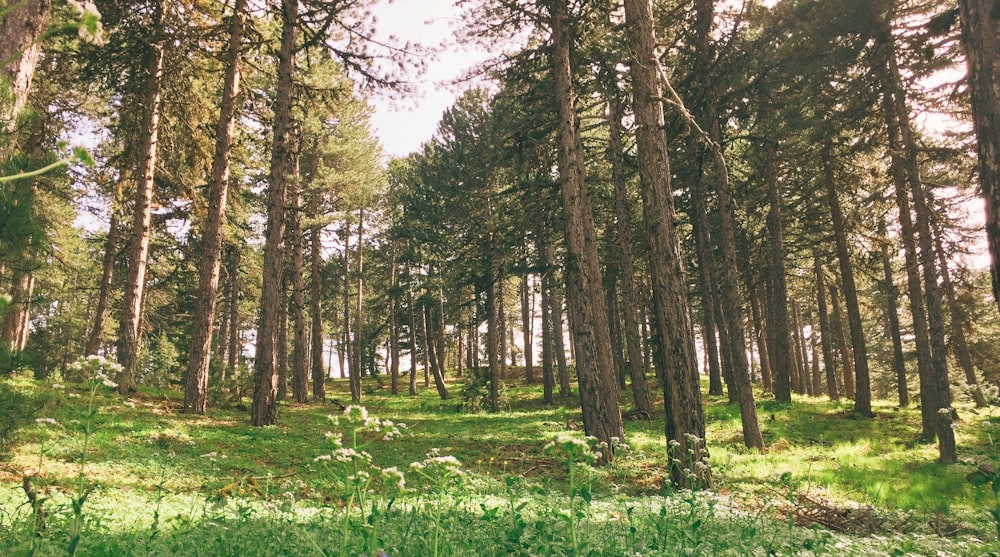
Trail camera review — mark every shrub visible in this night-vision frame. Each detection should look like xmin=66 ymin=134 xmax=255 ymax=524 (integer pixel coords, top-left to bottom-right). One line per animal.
xmin=0 ymin=383 xmax=40 ymax=458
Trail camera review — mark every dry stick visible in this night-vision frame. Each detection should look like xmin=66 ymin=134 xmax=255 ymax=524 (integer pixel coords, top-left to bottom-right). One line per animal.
xmin=22 ymin=474 xmax=45 ymax=533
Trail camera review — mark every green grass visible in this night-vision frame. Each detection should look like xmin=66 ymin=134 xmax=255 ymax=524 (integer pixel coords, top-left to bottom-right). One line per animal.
xmin=0 ymin=372 xmax=998 ymax=556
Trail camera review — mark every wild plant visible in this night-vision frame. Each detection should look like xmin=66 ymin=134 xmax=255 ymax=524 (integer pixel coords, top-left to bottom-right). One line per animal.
xmin=409 ymin=447 xmax=467 ymax=556
xmin=544 ymin=433 xmax=601 ymax=557
xmin=314 ymin=405 xmax=406 ymax=557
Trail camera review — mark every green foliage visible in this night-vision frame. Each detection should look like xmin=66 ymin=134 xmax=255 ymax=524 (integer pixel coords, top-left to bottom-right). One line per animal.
xmin=0 ymin=379 xmax=995 ymax=556
xmin=0 ymin=383 xmax=40 ymax=458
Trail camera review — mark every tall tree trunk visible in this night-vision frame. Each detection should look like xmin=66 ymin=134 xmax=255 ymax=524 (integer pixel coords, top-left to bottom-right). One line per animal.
xmin=881 ymin=31 xmax=955 ymax=461
xmin=183 ymin=0 xmax=247 ymax=413
xmin=521 ymin=273 xmax=534 ymax=383
xmin=828 ymin=283 xmax=854 ymax=400
xmin=425 ymin=303 xmax=449 ymax=400
xmin=606 ymin=90 xmax=654 ymax=412
xmin=276 ymin=284 xmax=289 ymax=401
xmin=407 ymin=277 xmax=418 ymax=396
xmin=763 ymin=129 xmax=792 ymax=404
xmin=549 ymin=0 xmax=624 ymax=461
xmin=486 ymin=275 xmax=501 ymax=412
xmin=821 ymin=144 xmax=872 ymax=416
xmin=955 ymin=0 xmax=1000 ymax=312
xmin=0 ymin=0 xmax=50 ymax=130
xmin=878 ymin=218 xmax=908 ymax=407
xmin=749 ymin=280 xmax=772 ymax=391
xmin=226 ymin=247 xmax=240 ymax=384
xmin=117 ymin=0 xmax=166 ymax=393
xmin=343 ymin=222 xmax=357 ymax=398
xmin=930 ymin=199 xmax=987 ymax=407
xmin=814 ymin=253 xmax=839 ymax=401
xmin=388 ymin=245 xmax=400 ymax=395
xmin=623 ymin=0 xmax=718 ymax=467
xmin=541 ymin=265 xmax=555 ymax=405
xmin=352 ymin=209 xmax=365 ymax=394
xmin=85 ymin=197 xmax=121 ymax=356
xmin=290 ymin=177 xmax=309 ymax=403
xmin=310 ymin=217 xmax=326 ymax=401
xmin=252 ymin=0 xmax=297 ymax=426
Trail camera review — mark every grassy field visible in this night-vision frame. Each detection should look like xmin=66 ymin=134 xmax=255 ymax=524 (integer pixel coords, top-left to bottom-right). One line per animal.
xmin=1 ymin=370 xmax=998 ymax=556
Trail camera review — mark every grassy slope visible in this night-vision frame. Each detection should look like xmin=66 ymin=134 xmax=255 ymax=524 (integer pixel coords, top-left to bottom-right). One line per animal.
xmin=0 ymin=372 xmax=998 ymax=556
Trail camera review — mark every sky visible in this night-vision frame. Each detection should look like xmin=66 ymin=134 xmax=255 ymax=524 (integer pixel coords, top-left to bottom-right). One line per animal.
xmin=367 ymin=0 xmax=494 ymax=158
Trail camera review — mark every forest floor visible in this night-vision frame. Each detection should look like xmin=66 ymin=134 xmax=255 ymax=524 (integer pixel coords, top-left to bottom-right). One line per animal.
xmin=1 ymin=370 xmax=998 ymax=556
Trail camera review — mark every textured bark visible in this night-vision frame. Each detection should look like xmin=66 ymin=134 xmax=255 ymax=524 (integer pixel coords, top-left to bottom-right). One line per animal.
xmin=252 ymin=0 xmax=297 ymax=426
xmin=814 ymin=254 xmax=839 ymax=401
xmin=276 ymin=286 xmax=288 ymax=401
xmin=931 ymin=204 xmax=986 ymax=407
xmin=226 ymin=249 xmax=241 ymax=382
xmin=85 ymin=204 xmax=120 ymax=356
xmin=352 ymin=209 xmax=365 ymax=394
xmin=425 ymin=303 xmax=449 ymax=400
xmin=623 ymin=0 xmax=717 ymax=467
xmin=763 ymin=140 xmax=793 ymax=405
xmin=521 ymin=273 xmax=534 ymax=384
xmin=117 ymin=0 xmax=166 ymax=393
xmin=956 ymin=0 xmax=1000 ymax=312
xmin=606 ymin=91 xmax=655 ymax=413
xmin=407 ymin=279 xmax=417 ymax=396
xmin=184 ymin=0 xmax=247 ymax=413
xmin=486 ymin=277 xmax=500 ymax=412
xmin=310 ymin=220 xmax=326 ymax=401
xmin=877 ymin=218 xmax=909 ymax=407
xmin=0 ymin=0 xmax=50 ymax=129
xmin=549 ymin=0 xmax=623 ymax=461
xmin=821 ymin=145 xmax=871 ymax=416
xmin=290 ymin=180 xmax=309 ymax=403
xmin=388 ymin=247 xmax=399 ymax=395
xmin=828 ymin=283 xmax=854 ymax=400
xmin=749 ymin=281 xmax=772 ymax=391
xmin=880 ymin=31 xmax=954 ymax=460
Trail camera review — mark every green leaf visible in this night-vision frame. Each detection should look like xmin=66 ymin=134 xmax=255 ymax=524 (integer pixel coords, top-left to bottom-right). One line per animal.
xmin=580 ymin=486 xmax=592 ymax=504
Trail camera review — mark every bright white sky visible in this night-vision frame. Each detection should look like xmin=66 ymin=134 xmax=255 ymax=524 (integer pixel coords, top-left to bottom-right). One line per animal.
xmin=368 ymin=0 xmax=493 ymax=158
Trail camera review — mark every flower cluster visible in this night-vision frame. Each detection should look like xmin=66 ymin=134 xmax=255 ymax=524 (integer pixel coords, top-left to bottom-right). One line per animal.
xmin=65 ymin=355 xmax=121 ymax=387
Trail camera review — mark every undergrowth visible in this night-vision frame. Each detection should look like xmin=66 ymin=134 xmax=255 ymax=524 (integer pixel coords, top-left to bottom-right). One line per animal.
xmin=0 ymin=372 xmax=997 ymax=556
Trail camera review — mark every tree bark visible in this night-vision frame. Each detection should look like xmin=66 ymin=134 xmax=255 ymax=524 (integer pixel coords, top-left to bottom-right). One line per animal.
xmin=85 ymin=197 xmax=120 ymax=356
xmin=352 ymin=208 xmax=365 ymax=394
xmin=877 ymin=218 xmax=908 ymax=407
xmin=0 ymin=0 xmax=50 ymax=131
xmin=310 ymin=216 xmax=326 ymax=401
xmin=956 ymin=0 xmax=1000 ymax=313
xmin=814 ymin=253 xmax=839 ymax=401
xmin=821 ymin=144 xmax=872 ymax=416
xmin=290 ymin=173 xmax=309 ymax=403
xmin=521 ymin=273 xmax=534 ymax=383
xmin=184 ymin=0 xmax=247 ymax=413
xmin=252 ymin=0 xmax=297 ymax=426
xmin=388 ymin=245 xmax=400 ymax=395
xmin=828 ymin=282 xmax=854 ymax=400
xmin=548 ymin=0 xmax=624 ymax=462
xmin=763 ymin=128 xmax=792 ymax=404
xmin=623 ymin=0 xmax=717 ymax=468
xmin=930 ymin=198 xmax=987 ymax=407
xmin=117 ymin=0 xmax=166 ymax=393
xmin=880 ymin=30 xmax=955 ymax=461
xmin=226 ymin=248 xmax=241 ymax=384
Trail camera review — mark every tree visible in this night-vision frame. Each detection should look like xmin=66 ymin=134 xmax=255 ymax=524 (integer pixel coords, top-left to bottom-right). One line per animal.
xmin=547 ymin=0 xmax=623 ymax=462
xmin=623 ymin=0 xmax=720 ymax=472
xmin=184 ymin=0 xmax=249 ymax=413
xmin=116 ymin=0 xmax=167 ymax=393
xmin=252 ymin=0 xmax=298 ymax=426
xmin=954 ymin=0 xmax=1000 ymax=312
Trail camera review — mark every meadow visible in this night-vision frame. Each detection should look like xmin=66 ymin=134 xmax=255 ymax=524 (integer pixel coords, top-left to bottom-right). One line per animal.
xmin=1 ymin=369 xmax=998 ymax=556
